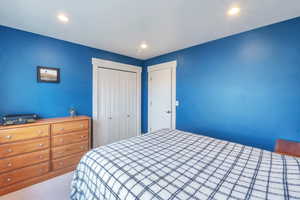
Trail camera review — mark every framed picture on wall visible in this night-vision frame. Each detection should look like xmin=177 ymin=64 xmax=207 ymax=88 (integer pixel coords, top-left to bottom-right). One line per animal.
xmin=37 ymin=66 xmax=60 ymax=83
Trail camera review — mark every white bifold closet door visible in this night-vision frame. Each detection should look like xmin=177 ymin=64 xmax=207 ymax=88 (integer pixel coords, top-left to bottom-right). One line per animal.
xmin=95 ymin=68 xmax=137 ymax=146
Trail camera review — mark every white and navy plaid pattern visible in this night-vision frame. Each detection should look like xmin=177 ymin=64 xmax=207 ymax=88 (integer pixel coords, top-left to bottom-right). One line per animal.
xmin=70 ymin=129 xmax=300 ymax=200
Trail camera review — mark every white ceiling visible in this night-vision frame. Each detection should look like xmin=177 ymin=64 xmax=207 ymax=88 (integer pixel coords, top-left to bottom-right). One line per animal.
xmin=0 ymin=0 xmax=300 ymax=60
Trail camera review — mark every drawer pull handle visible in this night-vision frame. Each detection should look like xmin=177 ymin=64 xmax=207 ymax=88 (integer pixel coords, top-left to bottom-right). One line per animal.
xmin=39 ymin=169 xmax=43 ymax=173
xmin=80 ymin=136 xmax=85 ymax=139
xmin=60 ymin=128 xmax=64 ymax=131
xmin=6 ymin=135 xmax=12 ymax=139
xmin=7 ymin=149 xmax=13 ymax=153
xmin=80 ymin=146 xmax=84 ymax=149
xmin=39 ymin=155 xmax=43 ymax=159
xmin=38 ymin=143 xmax=44 ymax=147
xmin=80 ymin=124 xmax=84 ymax=128
xmin=38 ymin=130 xmax=44 ymax=135
xmin=6 ymin=178 xmax=11 ymax=182
xmin=59 ymin=138 xmax=64 ymax=142
xmin=59 ymin=162 xmax=64 ymax=166
xmin=7 ymin=163 xmax=12 ymax=167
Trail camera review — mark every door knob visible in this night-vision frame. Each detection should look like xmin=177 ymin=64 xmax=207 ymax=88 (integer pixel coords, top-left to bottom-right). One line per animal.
xmin=6 ymin=135 xmax=12 ymax=139
xmin=7 ymin=149 xmax=13 ymax=153
xmin=166 ymin=110 xmax=172 ymax=114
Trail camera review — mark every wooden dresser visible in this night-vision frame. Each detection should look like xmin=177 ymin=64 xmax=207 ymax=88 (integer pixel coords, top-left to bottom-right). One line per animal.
xmin=0 ymin=116 xmax=91 ymax=196
xmin=275 ymin=139 xmax=300 ymax=158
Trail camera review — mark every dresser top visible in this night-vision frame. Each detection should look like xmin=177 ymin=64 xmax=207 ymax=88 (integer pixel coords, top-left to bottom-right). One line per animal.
xmin=0 ymin=116 xmax=90 ymax=130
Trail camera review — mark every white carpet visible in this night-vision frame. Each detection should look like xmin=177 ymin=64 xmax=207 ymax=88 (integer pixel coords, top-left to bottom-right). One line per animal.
xmin=0 ymin=172 xmax=73 ymax=200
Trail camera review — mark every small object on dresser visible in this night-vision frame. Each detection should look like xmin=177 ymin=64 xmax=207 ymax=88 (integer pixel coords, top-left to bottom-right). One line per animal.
xmin=1 ymin=114 xmax=38 ymax=126
xmin=69 ymin=108 xmax=77 ymax=117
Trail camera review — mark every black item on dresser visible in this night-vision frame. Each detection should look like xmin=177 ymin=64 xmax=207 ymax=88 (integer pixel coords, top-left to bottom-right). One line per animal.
xmin=1 ymin=114 xmax=39 ymax=126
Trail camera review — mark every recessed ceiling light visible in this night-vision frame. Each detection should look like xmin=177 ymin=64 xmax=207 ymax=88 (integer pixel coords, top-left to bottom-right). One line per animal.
xmin=140 ymin=43 xmax=148 ymax=49
xmin=57 ymin=14 xmax=69 ymax=23
xmin=228 ymin=7 xmax=240 ymax=16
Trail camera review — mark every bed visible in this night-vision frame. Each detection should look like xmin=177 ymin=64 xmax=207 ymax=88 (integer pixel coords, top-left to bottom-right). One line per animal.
xmin=70 ymin=129 xmax=300 ymax=200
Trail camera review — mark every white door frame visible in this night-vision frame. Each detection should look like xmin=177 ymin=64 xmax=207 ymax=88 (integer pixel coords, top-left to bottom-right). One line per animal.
xmin=147 ymin=60 xmax=177 ymax=132
xmin=92 ymin=58 xmax=142 ymax=139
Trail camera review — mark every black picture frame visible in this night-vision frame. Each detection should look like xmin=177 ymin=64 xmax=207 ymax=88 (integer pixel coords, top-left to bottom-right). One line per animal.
xmin=37 ymin=66 xmax=60 ymax=83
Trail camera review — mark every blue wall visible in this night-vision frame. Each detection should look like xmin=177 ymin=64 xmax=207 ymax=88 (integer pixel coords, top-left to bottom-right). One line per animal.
xmin=2 ymin=17 xmax=300 ymax=151
xmin=0 ymin=25 xmax=142 ymax=118
xmin=143 ymin=17 xmax=300 ymax=151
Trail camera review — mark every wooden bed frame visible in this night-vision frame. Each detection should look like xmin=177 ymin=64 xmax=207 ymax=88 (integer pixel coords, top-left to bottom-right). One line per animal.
xmin=275 ymin=139 xmax=300 ymax=158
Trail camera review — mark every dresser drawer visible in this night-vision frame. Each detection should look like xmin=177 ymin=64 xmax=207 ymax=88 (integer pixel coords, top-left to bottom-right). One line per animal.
xmin=0 ymin=125 xmax=49 ymax=144
xmin=0 ymin=149 xmax=50 ymax=173
xmin=51 ymin=120 xmax=88 ymax=135
xmin=0 ymin=138 xmax=49 ymax=158
xmin=52 ymin=131 xmax=88 ymax=147
xmin=52 ymin=141 xmax=88 ymax=159
xmin=0 ymin=162 xmax=49 ymax=188
xmin=52 ymin=152 xmax=85 ymax=171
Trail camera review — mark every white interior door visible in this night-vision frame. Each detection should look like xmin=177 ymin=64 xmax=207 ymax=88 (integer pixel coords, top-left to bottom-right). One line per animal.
xmin=94 ymin=68 xmax=138 ymax=147
xmin=149 ymin=68 xmax=173 ymax=132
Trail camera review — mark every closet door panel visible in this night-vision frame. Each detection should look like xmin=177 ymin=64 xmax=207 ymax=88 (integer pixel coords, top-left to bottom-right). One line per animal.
xmin=96 ymin=68 xmax=119 ymax=146
xmin=110 ymin=70 xmax=120 ymax=144
xmin=94 ymin=68 xmax=138 ymax=147
xmin=127 ymin=72 xmax=137 ymax=138
xmin=119 ymin=71 xmax=129 ymax=140
xmin=118 ymin=71 xmax=137 ymax=140
xmin=95 ymin=68 xmax=109 ymax=147
xmin=105 ymin=69 xmax=114 ymax=145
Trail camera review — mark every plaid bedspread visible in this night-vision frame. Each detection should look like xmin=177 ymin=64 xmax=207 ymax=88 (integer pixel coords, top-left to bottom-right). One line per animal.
xmin=70 ymin=129 xmax=300 ymax=200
